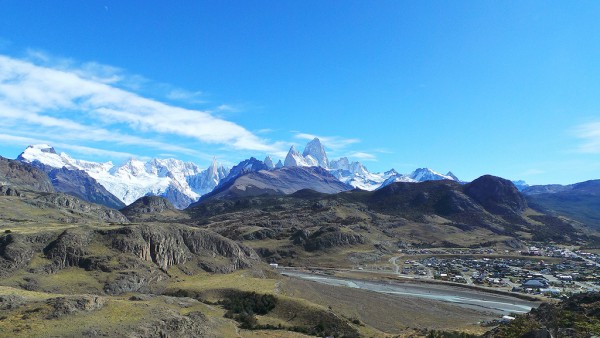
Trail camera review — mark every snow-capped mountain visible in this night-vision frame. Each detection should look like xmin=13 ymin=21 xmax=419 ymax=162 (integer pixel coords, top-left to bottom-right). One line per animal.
xmin=218 ymin=157 xmax=269 ymax=186
xmin=264 ymin=156 xmax=275 ymax=169
xmin=16 ymin=140 xmax=460 ymax=207
xmin=17 ymin=144 xmax=229 ymax=209
xmin=284 ymin=145 xmax=318 ymax=167
xmin=409 ymin=168 xmax=456 ymax=182
xmin=302 ymin=138 xmax=329 ymax=168
xmin=378 ymin=173 xmax=417 ymax=188
xmin=328 ymin=157 xmax=403 ymax=190
xmin=279 ymin=138 xmax=458 ymax=190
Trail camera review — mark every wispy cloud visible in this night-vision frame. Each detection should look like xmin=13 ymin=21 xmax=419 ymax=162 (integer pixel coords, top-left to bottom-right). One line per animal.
xmin=166 ymin=88 xmax=205 ymax=103
xmin=573 ymin=121 xmax=600 ymax=153
xmin=294 ymin=132 xmax=360 ymax=150
xmin=347 ymin=152 xmax=377 ymax=161
xmin=216 ymin=104 xmax=239 ymax=113
xmin=0 ymin=54 xmax=282 ymax=158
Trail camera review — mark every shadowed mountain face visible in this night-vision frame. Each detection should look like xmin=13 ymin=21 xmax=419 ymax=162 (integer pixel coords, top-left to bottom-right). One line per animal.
xmin=524 ymin=179 xmax=600 ymax=228
xmin=463 ymin=175 xmax=527 ymax=215
xmin=30 ymin=162 xmax=125 ymax=209
xmin=0 ymin=156 xmax=54 ymax=193
xmin=0 ymin=157 xmax=129 ymax=224
xmin=195 ymin=166 xmax=352 ymax=203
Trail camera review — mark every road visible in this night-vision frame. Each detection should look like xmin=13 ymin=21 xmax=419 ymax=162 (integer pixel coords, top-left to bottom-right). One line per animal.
xmin=282 ymin=270 xmax=539 ymax=316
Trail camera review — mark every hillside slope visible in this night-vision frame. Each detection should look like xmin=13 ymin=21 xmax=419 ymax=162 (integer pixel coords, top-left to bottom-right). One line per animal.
xmin=188 ymin=175 xmax=591 ymax=266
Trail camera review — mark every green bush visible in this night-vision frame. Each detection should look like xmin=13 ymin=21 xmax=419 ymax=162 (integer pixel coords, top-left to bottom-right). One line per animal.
xmin=219 ymin=291 xmax=277 ymax=328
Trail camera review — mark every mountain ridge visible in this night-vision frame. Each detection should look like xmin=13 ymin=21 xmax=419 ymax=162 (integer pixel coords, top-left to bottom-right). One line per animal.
xmin=15 ymin=140 xmax=463 ymax=209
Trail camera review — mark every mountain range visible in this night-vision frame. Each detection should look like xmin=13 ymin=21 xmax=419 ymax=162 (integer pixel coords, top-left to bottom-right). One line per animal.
xmin=15 ymin=138 xmax=460 ymax=209
xmin=17 ymin=144 xmax=228 ymax=209
xmin=13 ymin=138 xmax=600 ymax=233
xmin=2 ymin=147 xmax=600 ymax=336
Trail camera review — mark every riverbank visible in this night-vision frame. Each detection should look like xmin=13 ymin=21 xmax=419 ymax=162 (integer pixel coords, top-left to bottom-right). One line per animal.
xmin=280 ymin=269 xmax=541 ymax=316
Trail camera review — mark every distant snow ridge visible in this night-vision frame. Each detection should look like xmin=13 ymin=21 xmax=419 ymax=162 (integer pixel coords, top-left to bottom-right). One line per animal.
xmin=17 ymin=145 xmax=229 ymax=209
xmin=409 ymin=168 xmax=456 ymax=182
xmin=17 ymin=139 xmax=461 ymax=207
xmin=278 ymin=138 xmax=458 ymax=190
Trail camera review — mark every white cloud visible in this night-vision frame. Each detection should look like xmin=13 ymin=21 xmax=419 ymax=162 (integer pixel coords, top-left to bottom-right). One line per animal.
xmin=573 ymin=121 xmax=600 ymax=153
xmin=0 ymin=54 xmax=282 ymax=156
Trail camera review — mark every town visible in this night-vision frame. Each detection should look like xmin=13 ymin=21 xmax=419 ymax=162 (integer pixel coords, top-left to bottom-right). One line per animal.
xmin=354 ymin=244 xmax=600 ymax=299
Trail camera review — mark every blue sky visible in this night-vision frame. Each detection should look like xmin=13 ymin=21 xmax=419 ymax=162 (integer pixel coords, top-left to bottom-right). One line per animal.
xmin=1 ymin=1 xmax=600 ymax=184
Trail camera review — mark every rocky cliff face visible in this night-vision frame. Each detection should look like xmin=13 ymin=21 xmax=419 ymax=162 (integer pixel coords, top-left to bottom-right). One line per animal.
xmin=0 ymin=156 xmax=54 ymax=193
xmin=0 ymin=223 xmax=259 ymax=288
xmin=44 ymin=229 xmax=92 ymax=270
xmin=108 ymin=224 xmax=258 ymax=272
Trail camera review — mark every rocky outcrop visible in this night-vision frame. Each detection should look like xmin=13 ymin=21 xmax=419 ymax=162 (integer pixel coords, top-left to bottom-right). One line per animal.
xmin=108 ymin=224 xmax=258 ymax=272
xmin=464 ymin=175 xmax=527 ymax=215
xmin=46 ymin=295 xmax=105 ymax=319
xmin=293 ymin=226 xmax=366 ymax=251
xmin=0 ymin=294 xmax=26 ymax=310
xmin=121 ymin=196 xmax=176 ymax=216
xmin=104 ymin=269 xmax=167 ymax=295
xmin=27 ymin=193 xmax=129 ymax=223
xmin=44 ymin=229 xmax=92 ymax=269
xmin=0 ymin=156 xmax=54 ymax=193
xmin=0 ymin=232 xmax=55 ymax=276
xmin=131 ymin=310 xmax=209 ymax=338
xmin=0 ymin=185 xmax=23 ymax=197
xmin=241 ymin=228 xmax=277 ymax=240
